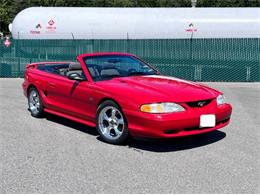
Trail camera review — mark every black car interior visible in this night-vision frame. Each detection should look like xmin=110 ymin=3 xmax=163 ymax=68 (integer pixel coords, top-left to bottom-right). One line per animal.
xmin=37 ymin=61 xmax=137 ymax=81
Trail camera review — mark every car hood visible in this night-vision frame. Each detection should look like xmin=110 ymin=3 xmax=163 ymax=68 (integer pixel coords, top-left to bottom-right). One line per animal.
xmin=97 ymin=75 xmax=220 ymax=103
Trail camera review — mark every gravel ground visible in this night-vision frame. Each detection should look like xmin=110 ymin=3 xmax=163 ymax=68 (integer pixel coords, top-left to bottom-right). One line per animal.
xmin=0 ymin=78 xmax=259 ymax=193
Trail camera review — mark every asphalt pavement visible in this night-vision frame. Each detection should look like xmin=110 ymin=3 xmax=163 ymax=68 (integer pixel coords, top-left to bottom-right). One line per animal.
xmin=0 ymin=78 xmax=259 ymax=193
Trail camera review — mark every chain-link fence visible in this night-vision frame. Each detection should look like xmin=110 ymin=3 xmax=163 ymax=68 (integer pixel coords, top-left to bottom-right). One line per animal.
xmin=0 ymin=38 xmax=259 ymax=81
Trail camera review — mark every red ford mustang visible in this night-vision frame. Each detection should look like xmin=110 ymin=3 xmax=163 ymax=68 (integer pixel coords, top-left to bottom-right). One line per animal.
xmin=22 ymin=52 xmax=232 ymax=144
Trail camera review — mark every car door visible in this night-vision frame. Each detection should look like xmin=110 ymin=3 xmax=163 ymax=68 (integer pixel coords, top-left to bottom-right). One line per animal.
xmin=44 ymin=65 xmax=95 ymax=122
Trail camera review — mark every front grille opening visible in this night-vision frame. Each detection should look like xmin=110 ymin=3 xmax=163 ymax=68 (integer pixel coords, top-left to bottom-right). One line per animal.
xmin=186 ymin=99 xmax=212 ymax=108
xmin=184 ymin=117 xmax=230 ymax=131
xmin=164 ymin=129 xmax=181 ymax=134
xmin=164 ymin=117 xmax=230 ymax=134
xmin=219 ymin=118 xmax=230 ymax=124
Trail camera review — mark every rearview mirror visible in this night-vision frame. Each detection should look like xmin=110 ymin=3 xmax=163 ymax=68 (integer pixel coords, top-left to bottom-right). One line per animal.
xmin=67 ymin=73 xmax=85 ymax=81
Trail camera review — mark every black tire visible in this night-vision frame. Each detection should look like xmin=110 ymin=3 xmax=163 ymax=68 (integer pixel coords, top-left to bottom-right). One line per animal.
xmin=96 ymin=100 xmax=129 ymax=145
xmin=28 ymin=87 xmax=44 ymax=118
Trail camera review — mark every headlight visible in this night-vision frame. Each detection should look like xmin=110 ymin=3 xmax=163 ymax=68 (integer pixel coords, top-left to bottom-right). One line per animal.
xmin=140 ymin=102 xmax=185 ymax=113
xmin=217 ymin=94 xmax=226 ymax=105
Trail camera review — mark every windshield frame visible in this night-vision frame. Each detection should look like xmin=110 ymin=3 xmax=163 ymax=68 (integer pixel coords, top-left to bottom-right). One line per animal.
xmin=82 ymin=55 xmax=160 ymax=82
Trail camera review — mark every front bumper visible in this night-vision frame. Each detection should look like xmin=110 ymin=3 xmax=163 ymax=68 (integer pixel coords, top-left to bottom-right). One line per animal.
xmin=124 ymin=102 xmax=232 ymax=138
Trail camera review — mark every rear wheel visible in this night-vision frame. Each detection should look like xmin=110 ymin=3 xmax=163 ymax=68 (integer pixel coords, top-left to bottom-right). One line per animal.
xmin=96 ymin=100 xmax=129 ymax=144
xmin=28 ymin=87 xmax=43 ymax=117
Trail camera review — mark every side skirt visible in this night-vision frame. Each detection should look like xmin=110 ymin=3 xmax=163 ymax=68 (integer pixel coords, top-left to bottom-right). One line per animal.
xmin=44 ymin=108 xmax=96 ymax=128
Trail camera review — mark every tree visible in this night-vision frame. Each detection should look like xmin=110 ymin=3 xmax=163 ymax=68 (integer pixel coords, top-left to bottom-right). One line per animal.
xmin=0 ymin=0 xmax=12 ymax=32
xmin=197 ymin=0 xmax=260 ymax=7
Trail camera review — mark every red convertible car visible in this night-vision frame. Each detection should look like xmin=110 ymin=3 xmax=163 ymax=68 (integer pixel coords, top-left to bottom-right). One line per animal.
xmin=22 ymin=52 xmax=232 ymax=144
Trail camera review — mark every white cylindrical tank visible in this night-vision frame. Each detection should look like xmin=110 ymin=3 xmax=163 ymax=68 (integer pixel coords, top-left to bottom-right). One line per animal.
xmin=11 ymin=7 xmax=260 ymax=39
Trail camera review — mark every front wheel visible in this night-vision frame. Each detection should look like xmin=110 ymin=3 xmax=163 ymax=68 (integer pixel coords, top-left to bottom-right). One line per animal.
xmin=96 ymin=100 xmax=129 ymax=144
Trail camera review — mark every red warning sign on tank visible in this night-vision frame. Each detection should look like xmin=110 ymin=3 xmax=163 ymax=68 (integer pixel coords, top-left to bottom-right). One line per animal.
xmin=185 ymin=23 xmax=197 ymax=32
xmin=48 ymin=19 xmax=55 ymax=26
xmin=46 ymin=19 xmax=56 ymax=33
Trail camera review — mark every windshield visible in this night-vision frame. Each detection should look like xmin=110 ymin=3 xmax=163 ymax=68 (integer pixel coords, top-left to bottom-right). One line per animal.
xmin=83 ymin=55 xmax=159 ymax=81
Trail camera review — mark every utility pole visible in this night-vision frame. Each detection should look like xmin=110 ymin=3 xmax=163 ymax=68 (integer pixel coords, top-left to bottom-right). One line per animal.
xmin=0 ymin=18 xmax=2 ymax=38
xmin=191 ymin=0 xmax=197 ymax=8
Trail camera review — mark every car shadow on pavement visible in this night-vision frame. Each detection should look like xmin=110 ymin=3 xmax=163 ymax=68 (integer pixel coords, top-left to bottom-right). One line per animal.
xmin=127 ymin=130 xmax=226 ymax=153
xmin=44 ymin=113 xmax=226 ymax=153
xmin=44 ymin=113 xmax=99 ymax=136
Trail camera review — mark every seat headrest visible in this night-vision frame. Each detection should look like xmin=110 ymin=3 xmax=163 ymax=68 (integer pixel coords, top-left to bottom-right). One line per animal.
xmin=69 ymin=62 xmax=82 ymax=71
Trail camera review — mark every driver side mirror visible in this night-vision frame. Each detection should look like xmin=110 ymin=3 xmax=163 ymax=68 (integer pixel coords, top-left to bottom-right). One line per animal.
xmin=67 ymin=72 xmax=85 ymax=81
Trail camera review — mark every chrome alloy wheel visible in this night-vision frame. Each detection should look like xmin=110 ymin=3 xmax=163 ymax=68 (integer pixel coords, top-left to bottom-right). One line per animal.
xmin=29 ymin=90 xmax=40 ymax=115
xmin=98 ymin=106 xmax=125 ymax=140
